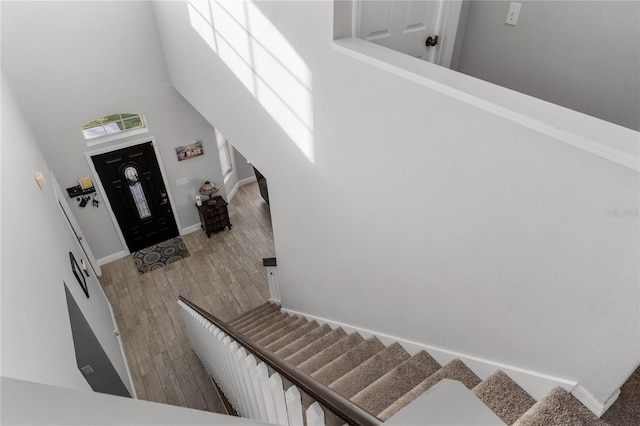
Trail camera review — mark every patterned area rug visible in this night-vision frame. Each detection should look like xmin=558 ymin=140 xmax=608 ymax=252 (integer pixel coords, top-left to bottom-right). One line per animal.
xmin=132 ymin=237 xmax=190 ymax=275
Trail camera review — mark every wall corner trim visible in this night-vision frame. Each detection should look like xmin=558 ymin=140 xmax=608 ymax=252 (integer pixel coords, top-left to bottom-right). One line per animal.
xmin=97 ymin=250 xmax=129 ymax=266
xmin=181 ymin=223 xmax=202 ymax=236
xmin=331 ymin=37 xmax=639 ymax=172
xmin=228 ymin=176 xmax=257 ymax=202
xmin=571 ymin=384 xmax=620 ymax=417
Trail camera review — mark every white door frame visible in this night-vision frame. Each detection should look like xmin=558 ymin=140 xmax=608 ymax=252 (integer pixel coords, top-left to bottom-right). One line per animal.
xmin=352 ymin=0 xmax=463 ymax=68
xmin=85 ymin=136 xmax=182 ymax=255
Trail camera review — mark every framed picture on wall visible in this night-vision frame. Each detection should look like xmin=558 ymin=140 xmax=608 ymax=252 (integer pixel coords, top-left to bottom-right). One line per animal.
xmin=175 ymin=140 xmax=204 ymax=161
xmin=69 ymin=251 xmax=89 ymax=298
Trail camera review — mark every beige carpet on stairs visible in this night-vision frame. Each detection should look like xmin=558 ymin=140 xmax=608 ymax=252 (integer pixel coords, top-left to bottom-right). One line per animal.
xmin=513 ymin=387 xmax=608 ymax=426
xmin=328 ymin=342 xmax=410 ymax=398
xmin=298 ymin=333 xmax=370 ymax=376
xmin=284 ymin=328 xmax=347 ymax=366
xmin=223 ymin=303 xmax=637 ymax=425
xmin=349 ymin=350 xmax=441 ymax=416
xmin=472 ymin=370 xmax=537 ymax=425
xmin=378 ymin=358 xmax=481 ymax=421
xmin=275 ymin=323 xmax=332 ymax=359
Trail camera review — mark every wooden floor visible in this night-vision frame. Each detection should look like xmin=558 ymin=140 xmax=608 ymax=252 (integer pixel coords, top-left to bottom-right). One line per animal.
xmin=99 ymin=182 xmax=275 ymax=413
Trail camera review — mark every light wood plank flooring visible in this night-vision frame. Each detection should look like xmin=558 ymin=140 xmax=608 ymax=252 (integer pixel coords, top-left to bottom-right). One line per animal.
xmin=99 ymin=182 xmax=274 ymax=413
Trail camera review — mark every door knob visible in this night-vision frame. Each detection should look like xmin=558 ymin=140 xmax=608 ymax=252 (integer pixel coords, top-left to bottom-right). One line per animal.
xmin=425 ymin=35 xmax=439 ymax=47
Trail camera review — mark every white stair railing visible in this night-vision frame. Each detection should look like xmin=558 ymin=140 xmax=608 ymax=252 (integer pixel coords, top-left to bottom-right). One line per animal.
xmin=179 ymin=299 xmax=325 ymax=426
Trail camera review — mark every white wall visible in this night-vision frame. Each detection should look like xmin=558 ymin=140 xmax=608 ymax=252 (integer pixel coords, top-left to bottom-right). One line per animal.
xmin=2 ymin=377 xmax=265 ymax=425
xmin=1 ymin=1 xmax=228 ymax=260
xmin=1 ymin=73 xmax=131 ymax=395
xmin=152 ymin=0 xmax=639 ymax=406
xmin=233 ymin=147 xmax=256 ymax=181
xmin=454 ymin=1 xmax=640 ymax=131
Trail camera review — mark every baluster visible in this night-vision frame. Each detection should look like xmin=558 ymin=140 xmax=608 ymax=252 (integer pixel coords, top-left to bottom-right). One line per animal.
xmin=269 ymin=373 xmax=289 ymax=425
xmin=285 ymin=386 xmax=304 ymax=426
xmin=307 ymin=402 xmax=325 ymax=426
xmin=235 ymin=347 xmax=259 ymax=419
xmin=245 ymin=355 xmax=269 ymax=422
xmin=257 ymin=362 xmax=279 ymax=424
xmin=224 ymin=339 xmax=246 ymax=416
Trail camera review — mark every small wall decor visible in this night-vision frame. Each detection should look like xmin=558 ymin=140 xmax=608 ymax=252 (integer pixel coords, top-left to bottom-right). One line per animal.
xmin=66 ymin=178 xmax=99 ymax=208
xmin=70 ymin=251 xmax=89 ymax=298
xmin=175 ymin=140 xmax=204 ymax=161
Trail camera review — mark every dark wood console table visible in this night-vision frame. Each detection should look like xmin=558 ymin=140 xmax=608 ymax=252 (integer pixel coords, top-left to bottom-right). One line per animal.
xmin=197 ymin=196 xmax=232 ymax=237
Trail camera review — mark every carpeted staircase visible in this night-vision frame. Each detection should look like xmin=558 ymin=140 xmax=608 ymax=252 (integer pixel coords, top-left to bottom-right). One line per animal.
xmin=227 ymin=302 xmax=617 ymax=425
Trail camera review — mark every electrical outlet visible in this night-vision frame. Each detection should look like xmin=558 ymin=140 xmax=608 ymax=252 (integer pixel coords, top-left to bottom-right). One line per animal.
xmin=506 ymin=2 xmax=522 ymax=26
xmin=80 ymin=365 xmax=94 ymax=376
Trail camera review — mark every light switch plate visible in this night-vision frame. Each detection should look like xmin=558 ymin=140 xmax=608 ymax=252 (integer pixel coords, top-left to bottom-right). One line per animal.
xmin=506 ymin=2 xmax=522 ymax=26
xmin=176 ymin=177 xmax=189 ymax=186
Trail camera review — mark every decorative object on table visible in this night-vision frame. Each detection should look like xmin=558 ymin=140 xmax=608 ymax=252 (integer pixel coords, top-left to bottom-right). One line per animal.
xmin=175 ymin=140 xmax=204 ymax=161
xmin=131 ymin=237 xmax=190 ymax=275
xmin=196 ymin=195 xmax=232 ymax=237
xmin=69 ymin=251 xmax=89 ymax=298
xmin=198 ymin=180 xmax=219 ymax=201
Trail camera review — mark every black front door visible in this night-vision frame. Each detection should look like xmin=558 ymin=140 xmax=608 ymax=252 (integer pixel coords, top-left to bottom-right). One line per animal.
xmin=92 ymin=142 xmax=178 ymax=252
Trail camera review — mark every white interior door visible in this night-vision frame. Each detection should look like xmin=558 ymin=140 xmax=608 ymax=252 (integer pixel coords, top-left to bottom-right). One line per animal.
xmin=356 ymin=0 xmax=462 ymax=67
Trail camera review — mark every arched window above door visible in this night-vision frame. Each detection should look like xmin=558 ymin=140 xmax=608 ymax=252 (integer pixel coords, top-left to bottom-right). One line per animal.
xmin=82 ymin=113 xmax=147 ymax=145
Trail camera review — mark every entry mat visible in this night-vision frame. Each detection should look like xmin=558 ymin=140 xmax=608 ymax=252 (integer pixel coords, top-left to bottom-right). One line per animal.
xmin=132 ymin=237 xmax=190 ymax=275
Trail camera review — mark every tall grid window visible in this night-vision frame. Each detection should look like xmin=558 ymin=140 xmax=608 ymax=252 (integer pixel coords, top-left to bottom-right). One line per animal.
xmin=215 ymin=128 xmax=233 ymax=177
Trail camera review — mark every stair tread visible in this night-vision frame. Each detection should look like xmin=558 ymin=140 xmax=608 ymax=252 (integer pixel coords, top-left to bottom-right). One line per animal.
xmin=244 ymin=313 xmax=293 ymax=340
xmin=256 ymin=317 xmax=307 ymax=347
xmin=473 ymin=371 xmax=536 ymax=425
xmin=350 ymin=350 xmax=442 ymax=416
xmin=233 ymin=304 xmax=280 ymax=328
xmin=285 ymin=328 xmax=348 ymax=366
xmin=378 ymin=359 xmax=482 ymax=421
xmin=275 ymin=324 xmax=333 ymax=359
xmin=300 ymin=334 xmax=370 ymax=376
xmin=325 ymin=342 xmax=409 ymax=396
xmin=265 ymin=321 xmax=320 ymax=352
xmin=513 ymin=387 xmax=607 ymax=426
xmin=236 ymin=310 xmax=283 ymax=334
xmin=228 ymin=302 xmax=275 ymax=327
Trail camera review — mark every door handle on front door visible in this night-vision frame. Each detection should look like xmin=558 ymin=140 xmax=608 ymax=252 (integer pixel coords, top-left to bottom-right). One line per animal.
xmin=160 ymin=190 xmax=168 ymax=205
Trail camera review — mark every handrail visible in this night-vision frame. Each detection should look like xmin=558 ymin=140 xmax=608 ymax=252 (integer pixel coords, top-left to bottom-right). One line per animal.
xmin=179 ymin=296 xmax=382 ymax=426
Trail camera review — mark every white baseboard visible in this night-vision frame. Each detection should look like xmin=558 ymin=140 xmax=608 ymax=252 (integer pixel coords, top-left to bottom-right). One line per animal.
xmin=572 ymin=384 xmax=620 ymax=417
xmin=228 ymin=176 xmax=257 ymax=201
xmin=181 ymin=223 xmax=202 ymax=235
xmin=280 ymin=307 xmax=577 ymax=402
xmin=97 ymin=250 xmax=129 ymax=266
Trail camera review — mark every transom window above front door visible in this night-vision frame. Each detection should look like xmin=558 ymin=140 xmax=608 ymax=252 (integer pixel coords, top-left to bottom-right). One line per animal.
xmin=82 ymin=113 xmax=147 ymax=145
